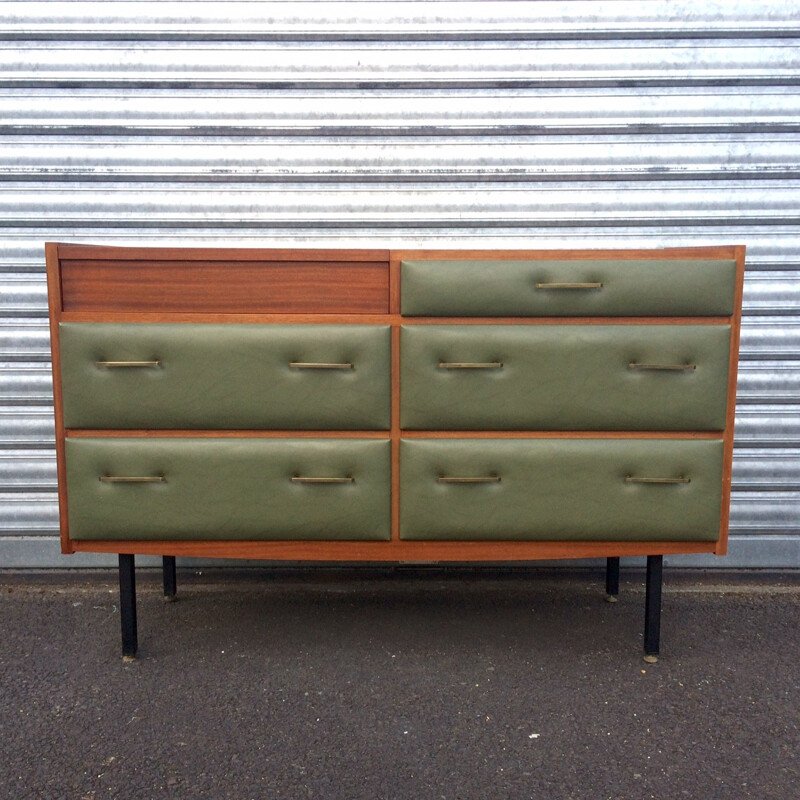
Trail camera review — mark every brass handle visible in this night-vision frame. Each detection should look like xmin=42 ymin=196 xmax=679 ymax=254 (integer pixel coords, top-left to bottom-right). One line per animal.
xmin=437 ymin=475 xmax=501 ymax=484
xmin=289 ymin=362 xmax=353 ymax=370
xmin=625 ymin=475 xmax=691 ymax=485
xmin=99 ymin=475 xmax=166 ymax=483
xmin=628 ymin=362 xmax=696 ymax=371
xmin=291 ymin=476 xmax=355 ymax=484
xmin=438 ymin=362 xmax=503 ymax=369
xmin=535 ymin=282 xmax=603 ymax=290
xmin=95 ymin=360 xmax=161 ymax=368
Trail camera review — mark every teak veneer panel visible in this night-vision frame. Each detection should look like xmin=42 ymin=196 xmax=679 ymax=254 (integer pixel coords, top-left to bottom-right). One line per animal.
xmin=72 ymin=539 xmax=718 ymax=560
xmin=60 ymin=259 xmax=390 ymax=314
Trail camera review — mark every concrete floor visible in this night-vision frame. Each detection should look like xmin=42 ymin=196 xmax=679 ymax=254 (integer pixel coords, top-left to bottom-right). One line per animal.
xmin=1 ymin=567 xmax=799 ymax=800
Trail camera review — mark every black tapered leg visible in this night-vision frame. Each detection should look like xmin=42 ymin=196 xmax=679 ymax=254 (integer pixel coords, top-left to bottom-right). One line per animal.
xmin=119 ymin=553 xmax=138 ymax=660
xmin=644 ymin=555 xmax=663 ymax=662
xmin=162 ymin=555 xmax=177 ymax=601
xmin=605 ymin=557 xmax=620 ymax=602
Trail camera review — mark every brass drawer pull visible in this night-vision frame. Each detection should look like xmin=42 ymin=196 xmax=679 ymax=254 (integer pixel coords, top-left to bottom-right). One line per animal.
xmin=99 ymin=475 xmax=166 ymax=483
xmin=289 ymin=362 xmax=354 ymax=370
xmin=437 ymin=475 xmax=502 ymax=484
xmin=625 ymin=475 xmax=691 ymax=485
xmin=438 ymin=362 xmax=504 ymax=369
xmin=95 ymin=360 xmax=161 ymax=368
xmin=628 ymin=362 xmax=697 ymax=371
xmin=291 ymin=476 xmax=355 ymax=484
xmin=535 ymin=282 xmax=603 ymax=290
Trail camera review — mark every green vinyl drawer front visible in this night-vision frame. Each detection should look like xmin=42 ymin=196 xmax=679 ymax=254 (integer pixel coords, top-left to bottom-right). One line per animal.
xmin=401 ymin=324 xmax=731 ymax=431
xmin=400 ymin=438 xmax=723 ymax=542
xmin=401 ymin=259 xmax=737 ymax=317
xmin=65 ymin=437 xmax=391 ymax=541
xmin=59 ymin=323 xmax=391 ymax=430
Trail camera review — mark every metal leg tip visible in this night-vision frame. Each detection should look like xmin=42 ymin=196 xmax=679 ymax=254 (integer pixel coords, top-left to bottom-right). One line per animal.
xmin=122 ymin=654 xmax=137 ymax=663
xmin=605 ymin=594 xmax=618 ymax=603
xmin=643 ymin=654 xmax=659 ymax=664
xmin=163 ymin=594 xmax=177 ymax=603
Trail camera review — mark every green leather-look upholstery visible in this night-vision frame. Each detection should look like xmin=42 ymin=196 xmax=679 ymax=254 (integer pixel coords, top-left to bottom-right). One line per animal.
xmin=401 ymin=324 xmax=730 ymax=431
xmin=400 ymin=438 xmax=723 ymax=541
xmin=401 ymin=259 xmax=737 ymax=317
xmin=60 ymin=323 xmax=391 ymax=430
xmin=66 ymin=437 xmax=391 ymax=540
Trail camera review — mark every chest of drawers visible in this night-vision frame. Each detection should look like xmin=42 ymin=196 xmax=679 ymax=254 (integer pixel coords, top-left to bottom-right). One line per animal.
xmin=46 ymin=243 xmax=745 ymax=660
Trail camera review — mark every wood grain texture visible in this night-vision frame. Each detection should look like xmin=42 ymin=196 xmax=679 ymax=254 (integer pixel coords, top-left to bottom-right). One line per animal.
xmin=717 ymin=245 xmax=747 ymax=555
xmin=45 ymin=244 xmax=73 ymax=553
xmin=56 ymin=311 xmax=728 ymax=327
xmin=60 ymin=260 xmax=390 ymax=313
xmin=392 ymin=245 xmax=738 ymax=262
xmin=58 ymin=311 xmax=395 ymax=324
xmin=56 ymin=244 xmax=389 ymax=262
xmin=390 ymin=248 xmax=403 ymax=548
xmin=398 ymin=316 xmax=731 ymax=326
xmin=65 ymin=429 xmax=390 ymax=439
xmin=391 ymin=325 xmax=402 ymax=541
xmin=72 ymin=539 xmax=717 ymax=560
xmin=65 ymin=430 xmax=725 ymax=440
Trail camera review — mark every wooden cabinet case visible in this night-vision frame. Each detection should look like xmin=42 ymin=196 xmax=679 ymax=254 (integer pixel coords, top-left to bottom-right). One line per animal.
xmin=46 ymin=243 xmax=745 ymax=658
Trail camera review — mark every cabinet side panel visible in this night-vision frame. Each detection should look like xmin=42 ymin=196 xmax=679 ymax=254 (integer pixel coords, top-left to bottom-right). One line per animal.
xmin=45 ymin=244 xmax=72 ymax=553
xmin=716 ymin=245 xmax=746 ymax=554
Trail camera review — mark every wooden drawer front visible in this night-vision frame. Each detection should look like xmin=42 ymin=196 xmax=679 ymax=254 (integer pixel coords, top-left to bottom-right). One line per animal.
xmin=401 ymin=324 xmax=730 ymax=431
xmin=400 ymin=438 xmax=723 ymax=542
xmin=60 ymin=323 xmax=391 ymax=430
xmin=65 ymin=438 xmax=391 ymax=541
xmin=401 ymin=258 xmax=736 ymax=317
xmin=59 ymin=253 xmax=389 ymax=313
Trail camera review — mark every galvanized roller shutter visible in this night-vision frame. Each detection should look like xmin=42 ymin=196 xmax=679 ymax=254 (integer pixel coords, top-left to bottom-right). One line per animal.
xmin=1 ymin=1 xmax=798 ymax=568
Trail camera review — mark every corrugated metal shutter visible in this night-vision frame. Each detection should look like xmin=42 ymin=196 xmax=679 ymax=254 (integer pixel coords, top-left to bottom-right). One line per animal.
xmin=2 ymin=1 xmax=799 ymax=568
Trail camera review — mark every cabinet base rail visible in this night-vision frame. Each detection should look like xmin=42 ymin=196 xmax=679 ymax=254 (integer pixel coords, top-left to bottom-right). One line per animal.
xmin=116 ymin=554 xmax=664 ymax=662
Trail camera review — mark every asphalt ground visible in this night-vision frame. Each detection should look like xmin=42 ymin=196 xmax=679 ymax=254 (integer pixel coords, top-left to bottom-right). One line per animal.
xmin=1 ymin=567 xmax=799 ymax=800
